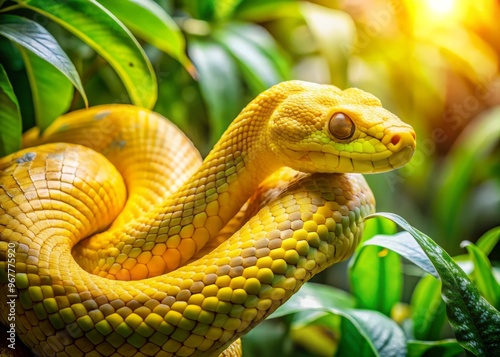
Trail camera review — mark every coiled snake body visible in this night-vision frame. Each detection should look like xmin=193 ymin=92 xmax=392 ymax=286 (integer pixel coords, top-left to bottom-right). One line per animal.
xmin=0 ymin=81 xmax=415 ymax=356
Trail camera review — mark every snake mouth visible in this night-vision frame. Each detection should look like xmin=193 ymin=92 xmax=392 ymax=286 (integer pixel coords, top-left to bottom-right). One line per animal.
xmin=369 ymin=146 xmax=414 ymax=172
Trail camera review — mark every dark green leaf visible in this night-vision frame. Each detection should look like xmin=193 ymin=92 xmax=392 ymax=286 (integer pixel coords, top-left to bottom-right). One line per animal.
xmin=336 ymin=315 xmax=376 ymax=357
xmin=363 ymin=232 xmax=438 ymax=277
xmin=337 ymin=309 xmax=407 ymax=357
xmin=0 ymin=14 xmax=87 ymax=107
xmin=349 ymin=244 xmax=402 ymax=316
xmin=411 ymin=275 xmax=446 ymax=340
xmin=370 ymin=213 xmax=500 ymax=356
xmin=407 ymin=339 xmax=464 ymax=357
xmin=16 ymin=46 xmax=73 ymax=131
xmin=464 ymin=242 xmax=500 ymax=308
xmin=19 ymin=0 xmax=157 ymax=108
xmin=188 ymin=39 xmax=242 ymax=145
xmin=0 ymin=63 xmax=22 ymax=156
xmin=97 ymin=0 xmax=194 ymax=75
xmin=242 ymin=320 xmax=290 ymax=357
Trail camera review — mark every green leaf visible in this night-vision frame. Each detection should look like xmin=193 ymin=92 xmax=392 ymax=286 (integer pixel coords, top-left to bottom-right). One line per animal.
xmin=242 ymin=320 xmax=290 ymax=357
xmin=464 ymin=242 xmax=500 ymax=308
xmin=349 ymin=244 xmax=402 ymax=316
xmin=236 ymin=0 xmax=301 ymax=22
xmin=214 ymin=0 xmax=244 ymax=20
xmin=19 ymin=0 xmax=157 ymax=108
xmin=270 ymin=283 xmax=354 ymax=319
xmin=0 ymin=14 xmax=87 ymax=107
xmin=271 ymin=283 xmax=406 ymax=357
xmin=223 ymin=22 xmax=290 ymax=82
xmin=411 ymin=275 xmax=446 ymax=340
xmin=360 ymin=215 xmax=397 ymax=244
xmin=407 ymin=339 xmax=464 ymax=357
xmin=0 ymin=63 xmax=22 ymax=156
xmin=17 ymin=46 xmax=73 ymax=131
xmin=337 ymin=316 xmax=377 ymax=357
xmin=185 ymin=0 xmax=243 ymax=21
xmin=213 ymin=22 xmax=287 ymax=95
xmin=188 ymin=39 xmax=242 ymax=145
xmin=476 ymin=226 xmax=500 ymax=256
xmin=97 ymin=0 xmax=195 ymax=76
xmin=337 ymin=309 xmax=406 ymax=357
xmin=370 ymin=213 xmax=500 ymax=356
xmin=434 ymin=107 xmax=500 ymax=242
xmin=362 ymin=232 xmax=438 ymax=277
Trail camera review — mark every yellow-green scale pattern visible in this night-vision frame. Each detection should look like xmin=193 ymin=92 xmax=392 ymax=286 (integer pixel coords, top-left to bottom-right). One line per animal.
xmin=0 ymin=80 xmax=416 ymax=357
xmin=1 ymin=143 xmax=374 ymax=357
xmin=69 ymin=91 xmax=294 ymax=281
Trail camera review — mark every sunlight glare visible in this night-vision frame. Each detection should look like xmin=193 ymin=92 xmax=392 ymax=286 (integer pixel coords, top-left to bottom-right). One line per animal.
xmin=425 ymin=0 xmax=457 ymax=16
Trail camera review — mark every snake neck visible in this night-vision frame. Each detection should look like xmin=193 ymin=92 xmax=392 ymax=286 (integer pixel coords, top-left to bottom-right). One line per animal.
xmin=163 ymin=94 xmax=285 ymax=235
xmin=76 ymin=90 xmax=291 ymax=278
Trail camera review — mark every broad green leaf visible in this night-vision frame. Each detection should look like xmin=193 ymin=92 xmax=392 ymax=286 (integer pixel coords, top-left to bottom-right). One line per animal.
xmin=337 ymin=316 xmax=376 ymax=357
xmin=213 ymin=23 xmax=286 ymax=95
xmin=17 ymin=46 xmax=73 ymax=131
xmin=271 ymin=283 xmax=406 ymax=357
xmin=349 ymin=244 xmax=402 ymax=316
xmin=97 ymin=0 xmax=194 ymax=75
xmin=300 ymin=2 xmax=356 ymax=87
xmin=19 ymin=0 xmax=157 ymax=108
xmin=0 ymin=63 xmax=22 ymax=156
xmin=476 ymin=226 xmax=500 ymax=256
xmin=370 ymin=213 xmax=500 ymax=356
xmin=0 ymin=14 xmax=87 ymax=107
xmin=188 ymin=39 xmax=242 ymax=146
xmin=411 ymin=275 xmax=446 ymax=340
xmin=363 ymin=232 xmax=438 ymax=277
xmin=407 ymin=339 xmax=464 ymax=357
xmin=464 ymin=243 xmax=500 ymax=308
xmin=336 ymin=309 xmax=406 ymax=357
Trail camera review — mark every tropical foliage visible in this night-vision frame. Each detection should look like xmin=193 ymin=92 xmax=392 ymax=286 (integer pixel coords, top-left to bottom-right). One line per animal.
xmin=1 ymin=0 xmax=499 ymax=356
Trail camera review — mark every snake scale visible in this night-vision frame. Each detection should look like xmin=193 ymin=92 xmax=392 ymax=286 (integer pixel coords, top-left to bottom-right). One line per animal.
xmin=0 ymin=81 xmax=415 ymax=356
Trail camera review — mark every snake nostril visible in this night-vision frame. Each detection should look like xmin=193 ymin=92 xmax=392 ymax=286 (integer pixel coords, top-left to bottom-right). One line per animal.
xmin=391 ymin=135 xmax=401 ymax=146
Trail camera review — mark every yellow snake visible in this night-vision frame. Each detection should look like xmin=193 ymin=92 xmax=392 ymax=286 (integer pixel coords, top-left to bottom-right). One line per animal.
xmin=0 ymin=81 xmax=415 ymax=356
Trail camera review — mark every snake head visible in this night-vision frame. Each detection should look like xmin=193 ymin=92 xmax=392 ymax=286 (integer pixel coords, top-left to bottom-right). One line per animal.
xmin=266 ymin=81 xmax=416 ymax=174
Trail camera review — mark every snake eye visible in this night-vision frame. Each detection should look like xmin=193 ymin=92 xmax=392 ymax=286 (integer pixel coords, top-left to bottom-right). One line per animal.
xmin=329 ymin=112 xmax=355 ymax=140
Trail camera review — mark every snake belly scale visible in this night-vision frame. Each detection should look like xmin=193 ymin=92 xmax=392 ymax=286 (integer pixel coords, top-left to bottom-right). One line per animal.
xmin=0 ymin=81 xmax=416 ymax=356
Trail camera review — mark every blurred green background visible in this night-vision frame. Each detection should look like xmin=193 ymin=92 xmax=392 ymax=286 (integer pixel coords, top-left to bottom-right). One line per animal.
xmin=1 ymin=0 xmax=499 ymax=356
